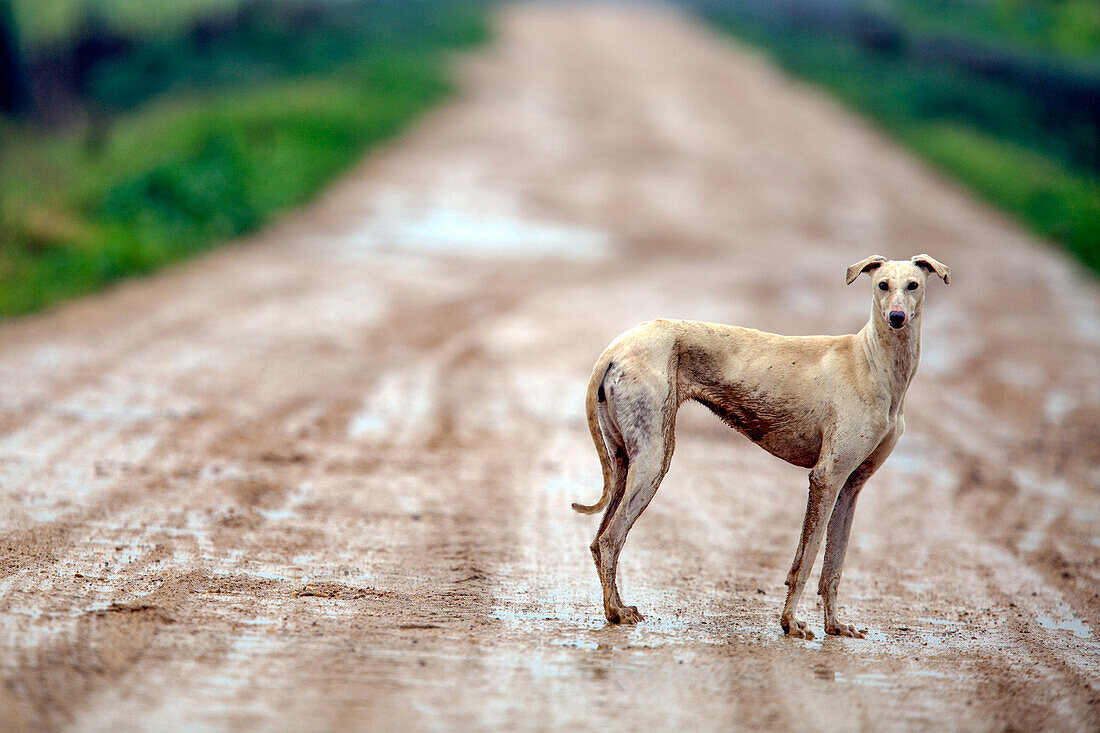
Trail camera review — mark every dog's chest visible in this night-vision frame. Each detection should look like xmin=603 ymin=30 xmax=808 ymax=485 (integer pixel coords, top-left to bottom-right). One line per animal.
xmin=692 ymin=385 xmax=823 ymax=469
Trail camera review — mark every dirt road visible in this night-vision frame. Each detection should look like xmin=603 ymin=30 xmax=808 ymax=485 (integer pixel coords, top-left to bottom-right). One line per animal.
xmin=2 ymin=4 xmax=1098 ymax=730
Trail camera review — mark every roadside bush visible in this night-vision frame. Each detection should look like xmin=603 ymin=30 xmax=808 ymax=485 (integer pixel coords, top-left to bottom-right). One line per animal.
xmin=0 ymin=2 xmax=489 ymax=316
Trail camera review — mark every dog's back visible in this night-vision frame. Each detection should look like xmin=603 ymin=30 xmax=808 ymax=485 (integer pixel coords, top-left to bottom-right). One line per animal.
xmin=599 ymin=319 xmax=870 ymax=468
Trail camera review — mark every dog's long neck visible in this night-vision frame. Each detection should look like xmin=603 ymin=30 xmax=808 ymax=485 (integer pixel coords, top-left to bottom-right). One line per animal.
xmin=859 ymin=311 xmax=921 ymax=414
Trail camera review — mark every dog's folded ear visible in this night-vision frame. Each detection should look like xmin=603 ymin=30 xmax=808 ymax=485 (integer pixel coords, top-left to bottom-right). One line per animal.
xmin=845 ymin=255 xmax=887 ymax=285
xmin=911 ymin=254 xmax=951 ymax=284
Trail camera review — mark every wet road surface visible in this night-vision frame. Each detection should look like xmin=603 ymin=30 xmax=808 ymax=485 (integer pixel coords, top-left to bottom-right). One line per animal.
xmin=1 ymin=4 xmax=1098 ymax=730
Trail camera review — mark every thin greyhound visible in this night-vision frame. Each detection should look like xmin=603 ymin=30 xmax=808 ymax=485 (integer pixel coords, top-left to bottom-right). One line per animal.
xmin=572 ymin=255 xmax=950 ymax=639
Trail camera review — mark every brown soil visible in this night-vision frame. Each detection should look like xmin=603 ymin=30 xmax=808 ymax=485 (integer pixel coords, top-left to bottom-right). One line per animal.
xmin=1 ymin=4 xmax=1098 ymax=731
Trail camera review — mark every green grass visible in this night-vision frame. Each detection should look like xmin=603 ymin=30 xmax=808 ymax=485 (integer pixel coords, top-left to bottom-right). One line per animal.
xmin=0 ymin=6 xmax=489 ymax=316
xmin=886 ymin=0 xmax=1100 ymax=58
xmin=11 ymin=0 xmax=239 ymax=46
xmin=890 ymin=115 xmax=1100 ymax=276
xmin=903 ymin=121 xmax=1100 ymax=271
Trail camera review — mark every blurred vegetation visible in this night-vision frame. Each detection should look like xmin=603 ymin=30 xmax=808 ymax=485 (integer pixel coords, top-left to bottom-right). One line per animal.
xmin=694 ymin=0 xmax=1100 ymax=275
xmin=889 ymin=0 xmax=1100 ymax=56
xmin=11 ymin=1 xmax=240 ymax=44
xmin=0 ymin=1 xmax=489 ymax=316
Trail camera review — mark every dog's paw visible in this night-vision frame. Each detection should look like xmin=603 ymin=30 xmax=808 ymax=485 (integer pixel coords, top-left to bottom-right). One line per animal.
xmin=825 ymin=622 xmax=867 ymax=639
xmin=608 ymin=605 xmax=644 ymax=624
xmin=781 ymin=618 xmax=815 ymax=640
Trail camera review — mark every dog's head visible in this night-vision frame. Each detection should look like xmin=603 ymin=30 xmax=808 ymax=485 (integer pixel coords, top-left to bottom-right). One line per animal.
xmin=846 ymin=254 xmax=950 ymax=330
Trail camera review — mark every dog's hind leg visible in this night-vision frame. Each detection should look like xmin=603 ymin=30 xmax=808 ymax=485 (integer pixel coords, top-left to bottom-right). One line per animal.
xmin=591 ymin=437 xmax=671 ymax=624
xmin=590 ymin=373 xmax=676 ymax=624
xmin=592 ymin=404 xmax=629 ymax=552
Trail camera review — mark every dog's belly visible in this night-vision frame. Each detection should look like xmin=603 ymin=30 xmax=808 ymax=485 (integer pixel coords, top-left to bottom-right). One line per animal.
xmin=691 ymin=391 xmax=823 ymax=469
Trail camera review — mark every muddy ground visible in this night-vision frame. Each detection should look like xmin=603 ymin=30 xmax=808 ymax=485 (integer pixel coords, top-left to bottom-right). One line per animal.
xmin=1 ymin=4 xmax=1098 ymax=731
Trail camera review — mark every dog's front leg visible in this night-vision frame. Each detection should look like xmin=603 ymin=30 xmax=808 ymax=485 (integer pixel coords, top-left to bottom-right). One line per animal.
xmin=780 ymin=471 xmax=841 ymax=640
xmin=818 ymin=477 xmax=867 ymax=638
xmin=819 ymin=425 xmax=901 ymax=637
xmin=780 ymin=437 xmax=873 ymax=639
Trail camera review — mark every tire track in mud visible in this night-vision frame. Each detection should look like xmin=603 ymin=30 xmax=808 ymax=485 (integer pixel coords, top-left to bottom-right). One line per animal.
xmin=4 ymin=263 xmax=537 ymax=730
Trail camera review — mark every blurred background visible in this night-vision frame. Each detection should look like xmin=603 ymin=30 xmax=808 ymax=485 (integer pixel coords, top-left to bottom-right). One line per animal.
xmin=0 ymin=3 xmax=1098 ymax=729
xmin=0 ymin=0 xmax=488 ymax=316
xmin=692 ymin=0 xmax=1100 ymax=271
xmin=0 ymin=0 xmax=1096 ymax=319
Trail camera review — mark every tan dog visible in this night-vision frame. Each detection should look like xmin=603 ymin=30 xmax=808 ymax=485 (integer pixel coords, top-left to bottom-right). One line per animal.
xmin=573 ymin=255 xmax=950 ymax=638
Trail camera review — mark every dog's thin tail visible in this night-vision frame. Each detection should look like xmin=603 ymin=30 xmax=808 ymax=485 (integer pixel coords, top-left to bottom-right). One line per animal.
xmin=572 ymin=359 xmax=616 ymax=515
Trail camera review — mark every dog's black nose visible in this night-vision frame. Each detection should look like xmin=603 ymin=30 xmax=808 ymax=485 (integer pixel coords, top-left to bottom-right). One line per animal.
xmin=889 ymin=312 xmax=906 ymax=329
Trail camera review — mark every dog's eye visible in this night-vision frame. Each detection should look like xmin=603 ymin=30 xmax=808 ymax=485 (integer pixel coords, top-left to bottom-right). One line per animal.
xmin=907 ymin=281 xmax=919 ymax=290
xmin=878 ymin=281 xmax=888 ymax=291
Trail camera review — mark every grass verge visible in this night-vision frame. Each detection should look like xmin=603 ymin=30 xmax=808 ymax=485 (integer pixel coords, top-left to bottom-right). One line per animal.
xmin=0 ymin=6 xmax=489 ymax=317
xmin=901 ymin=121 xmax=1100 ymax=270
